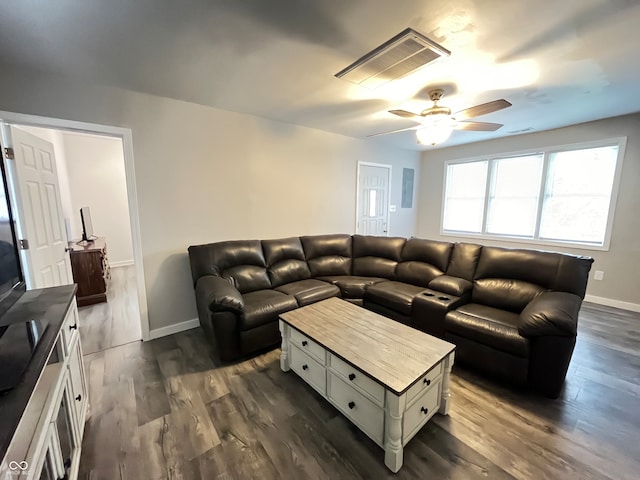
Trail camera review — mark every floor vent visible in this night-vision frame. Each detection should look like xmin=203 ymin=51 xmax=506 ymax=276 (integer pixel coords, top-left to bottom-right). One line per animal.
xmin=336 ymin=28 xmax=450 ymax=89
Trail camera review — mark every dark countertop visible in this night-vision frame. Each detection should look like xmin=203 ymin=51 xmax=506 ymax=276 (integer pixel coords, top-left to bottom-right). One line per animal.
xmin=0 ymin=284 xmax=77 ymax=462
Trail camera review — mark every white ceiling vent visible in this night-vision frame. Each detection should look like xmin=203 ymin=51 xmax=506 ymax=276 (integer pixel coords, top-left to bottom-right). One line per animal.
xmin=335 ymin=28 xmax=450 ymax=89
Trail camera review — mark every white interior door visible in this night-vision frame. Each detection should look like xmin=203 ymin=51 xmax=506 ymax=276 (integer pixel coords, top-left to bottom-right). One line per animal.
xmin=356 ymin=162 xmax=391 ymax=236
xmin=1 ymin=124 xmax=72 ymax=289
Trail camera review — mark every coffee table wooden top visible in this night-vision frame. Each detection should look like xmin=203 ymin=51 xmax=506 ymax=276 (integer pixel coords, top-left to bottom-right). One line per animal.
xmin=280 ymin=297 xmax=455 ymax=395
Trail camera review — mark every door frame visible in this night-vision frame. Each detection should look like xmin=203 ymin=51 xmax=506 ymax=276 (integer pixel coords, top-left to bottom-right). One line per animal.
xmin=355 ymin=161 xmax=392 ymax=236
xmin=0 ymin=110 xmax=150 ymax=341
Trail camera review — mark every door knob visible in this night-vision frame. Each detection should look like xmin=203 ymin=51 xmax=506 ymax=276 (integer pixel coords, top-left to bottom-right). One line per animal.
xmin=65 ymin=247 xmax=72 ymax=252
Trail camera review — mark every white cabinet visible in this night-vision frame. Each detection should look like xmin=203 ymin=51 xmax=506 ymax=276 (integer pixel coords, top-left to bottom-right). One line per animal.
xmin=0 ymin=298 xmax=88 ymax=480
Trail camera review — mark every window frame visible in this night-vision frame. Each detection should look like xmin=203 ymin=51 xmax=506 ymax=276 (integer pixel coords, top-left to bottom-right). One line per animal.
xmin=439 ymin=137 xmax=627 ymax=251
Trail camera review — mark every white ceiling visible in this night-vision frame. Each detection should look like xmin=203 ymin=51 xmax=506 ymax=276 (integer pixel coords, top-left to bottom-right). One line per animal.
xmin=1 ymin=0 xmax=640 ymax=151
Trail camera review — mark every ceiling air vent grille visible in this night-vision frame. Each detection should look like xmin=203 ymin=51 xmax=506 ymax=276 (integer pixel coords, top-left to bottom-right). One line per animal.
xmin=336 ymin=28 xmax=450 ymax=89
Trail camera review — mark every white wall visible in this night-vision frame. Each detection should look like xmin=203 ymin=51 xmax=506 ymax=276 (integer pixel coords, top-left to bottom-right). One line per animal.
xmin=61 ymin=132 xmax=133 ymax=265
xmin=416 ymin=113 xmax=640 ymax=307
xmin=0 ymin=68 xmax=420 ymax=331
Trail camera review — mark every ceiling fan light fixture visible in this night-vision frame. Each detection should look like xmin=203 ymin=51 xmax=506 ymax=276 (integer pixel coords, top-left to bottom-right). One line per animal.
xmin=416 ymin=122 xmax=453 ymax=146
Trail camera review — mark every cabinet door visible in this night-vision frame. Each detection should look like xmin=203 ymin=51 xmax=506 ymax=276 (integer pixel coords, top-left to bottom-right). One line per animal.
xmin=67 ymin=337 xmax=88 ymax=441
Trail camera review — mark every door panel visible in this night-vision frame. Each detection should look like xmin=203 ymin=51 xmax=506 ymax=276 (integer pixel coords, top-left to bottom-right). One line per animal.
xmin=1 ymin=124 xmax=73 ymax=289
xmin=357 ymin=163 xmax=390 ymax=236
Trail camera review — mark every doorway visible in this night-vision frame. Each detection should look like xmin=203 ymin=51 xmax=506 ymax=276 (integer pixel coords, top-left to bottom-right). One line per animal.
xmin=0 ymin=110 xmax=149 ymax=350
xmin=356 ymin=162 xmax=391 ymax=236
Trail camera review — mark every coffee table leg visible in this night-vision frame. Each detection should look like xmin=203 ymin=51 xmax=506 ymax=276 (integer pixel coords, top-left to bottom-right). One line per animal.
xmin=384 ymin=391 xmax=406 ymax=472
xmin=279 ymin=320 xmax=290 ymax=372
xmin=439 ymin=351 xmax=455 ymax=415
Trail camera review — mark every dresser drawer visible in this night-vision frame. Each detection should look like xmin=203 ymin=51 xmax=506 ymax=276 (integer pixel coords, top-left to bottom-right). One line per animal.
xmin=403 ymin=378 xmax=441 ymax=444
xmin=406 ymin=362 xmax=443 ymax=404
xmin=328 ymin=373 xmax=384 ymax=445
xmin=290 ymin=328 xmax=326 ymax=364
xmin=328 ymin=353 xmax=384 ymax=406
xmin=290 ymin=345 xmax=326 ymax=396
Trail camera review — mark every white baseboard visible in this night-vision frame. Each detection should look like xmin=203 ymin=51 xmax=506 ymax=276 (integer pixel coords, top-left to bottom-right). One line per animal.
xmin=148 ymin=318 xmax=200 ymax=340
xmin=110 ymin=260 xmax=135 ymax=268
xmin=584 ymin=294 xmax=640 ymax=313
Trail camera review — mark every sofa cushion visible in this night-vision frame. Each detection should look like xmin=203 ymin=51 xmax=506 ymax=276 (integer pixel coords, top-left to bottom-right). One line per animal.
xmin=429 ymin=275 xmax=473 ymax=297
xmin=395 ymin=262 xmax=445 ymax=288
xmin=475 ymin=246 xmax=593 ymax=297
xmin=395 ymin=238 xmax=452 ymax=287
xmin=301 ymin=234 xmax=352 ymax=276
xmin=275 ymin=279 xmax=340 ymax=306
xmin=473 ymin=278 xmax=546 ymax=313
xmin=401 ymin=238 xmax=453 ymax=271
xmin=262 ymin=237 xmax=311 ymax=288
xmin=240 ymin=289 xmax=298 ymax=330
xmin=446 ymin=243 xmax=482 ymax=281
xmin=364 ymin=281 xmax=426 ymax=316
xmin=222 ymin=265 xmax=271 ymax=294
xmin=352 ymin=235 xmax=406 ymax=278
xmin=188 ymin=239 xmax=270 ymax=293
xmin=446 ymin=304 xmax=530 ymax=357
xmin=317 ymin=275 xmax=386 ymax=299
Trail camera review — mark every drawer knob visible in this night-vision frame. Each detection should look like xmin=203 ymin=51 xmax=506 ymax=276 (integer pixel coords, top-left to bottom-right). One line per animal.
xmin=348 ymin=401 xmax=355 ymax=410
xmin=75 ymin=394 xmax=82 ymax=402
xmin=302 ymin=364 xmax=308 ymax=371
xmin=423 ymin=378 xmax=431 ymax=386
xmin=420 ymin=406 xmax=429 ymax=415
xmin=69 ymin=323 xmax=78 ymax=331
xmin=348 ymin=373 xmax=356 ymax=381
xmin=302 ymin=340 xmax=308 ymax=346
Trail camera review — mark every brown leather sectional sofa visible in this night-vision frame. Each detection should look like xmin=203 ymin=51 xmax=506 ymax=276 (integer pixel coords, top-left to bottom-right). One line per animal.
xmin=188 ymin=234 xmax=593 ymax=398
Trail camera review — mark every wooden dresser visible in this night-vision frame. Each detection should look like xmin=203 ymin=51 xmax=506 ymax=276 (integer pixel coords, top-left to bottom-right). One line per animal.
xmin=68 ymin=237 xmax=110 ymax=307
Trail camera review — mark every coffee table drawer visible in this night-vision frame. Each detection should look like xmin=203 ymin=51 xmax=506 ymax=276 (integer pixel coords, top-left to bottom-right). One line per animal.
xmin=328 ymin=353 xmax=384 ymax=406
xmin=290 ymin=327 xmax=326 ymax=364
xmin=406 ymin=362 xmax=443 ymax=404
xmin=403 ymin=378 xmax=441 ymax=444
xmin=290 ymin=345 xmax=326 ymax=396
xmin=328 ymin=372 xmax=384 ymax=445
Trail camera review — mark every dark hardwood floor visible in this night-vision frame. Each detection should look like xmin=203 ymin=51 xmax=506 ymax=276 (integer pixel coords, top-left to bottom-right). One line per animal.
xmin=78 ymin=302 xmax=640 ymax=479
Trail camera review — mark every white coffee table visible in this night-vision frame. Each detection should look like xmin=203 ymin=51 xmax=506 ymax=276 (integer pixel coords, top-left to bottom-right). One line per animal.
xmin=279 ymin=297 xmax=455 ymax=472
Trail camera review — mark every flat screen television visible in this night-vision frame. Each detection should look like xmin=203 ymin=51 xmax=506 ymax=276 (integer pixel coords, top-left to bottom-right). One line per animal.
xmin=0 ymin=156 xmax=26 ymax=319
xmin=80 ymin=206 xmax=95 ymax=242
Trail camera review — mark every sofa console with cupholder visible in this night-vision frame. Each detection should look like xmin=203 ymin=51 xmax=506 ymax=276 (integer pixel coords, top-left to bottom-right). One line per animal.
xmin=188 ymin=234 xmax=593 ymax=398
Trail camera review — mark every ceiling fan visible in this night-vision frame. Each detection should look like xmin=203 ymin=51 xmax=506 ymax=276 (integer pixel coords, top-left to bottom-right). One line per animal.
xmin=369 ymin=89 xmax=512 ymax=145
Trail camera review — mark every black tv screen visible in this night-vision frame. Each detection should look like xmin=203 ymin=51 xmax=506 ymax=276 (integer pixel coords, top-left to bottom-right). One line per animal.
xmin=80 ymin=206 xmax=95 ymax=242
xmin=0 ymin=157 xmax=25 ymax=317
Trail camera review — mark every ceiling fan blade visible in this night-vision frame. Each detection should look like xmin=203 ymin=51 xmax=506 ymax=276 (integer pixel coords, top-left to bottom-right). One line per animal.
xmin=454 ymin=121 xmax=503 ymax=131
xmin=453 ymin=99 xmax=512 ymax=120
xmin=389 ymin=109 xmax=421 ymax=119
xmin=367 ymin=125 xmax=421 ymax=137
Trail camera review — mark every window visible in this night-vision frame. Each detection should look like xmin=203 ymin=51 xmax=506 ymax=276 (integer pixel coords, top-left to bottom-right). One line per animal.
xmin=441 ymin=139 xmax=625 ymax=249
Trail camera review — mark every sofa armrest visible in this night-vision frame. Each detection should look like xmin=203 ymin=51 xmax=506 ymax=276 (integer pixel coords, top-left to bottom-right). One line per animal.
xmin=519 ymin=291 xmax=582 ymax=337
xmin=195 ymin=275 xmax=245 ymax=314
xmin=428 ymin=275 xmax=473 ymax=297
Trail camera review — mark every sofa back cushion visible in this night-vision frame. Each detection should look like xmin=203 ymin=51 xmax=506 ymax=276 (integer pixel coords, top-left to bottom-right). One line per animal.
xmin=396 ymin=238 xmax=453 ymax=287
xmin=188 ymin=240 xmax=271 ymax=293
xmin=262 ymin=237 xmax=311 ymax=288
xmin=300 ymin=234 xmax=352 ymax=277
xmin=446 ymin=243 xmax=483 ymax=280
xmin=473 ymin=278 xmax=546 ymax=313
xmin=352 ymin=235 xmax=406 ymax=279
xmin=472 ymin=246 xmax=594 ymax=311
